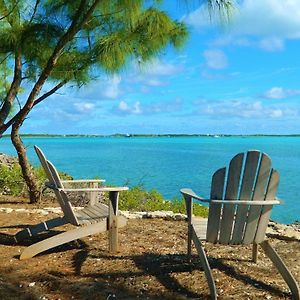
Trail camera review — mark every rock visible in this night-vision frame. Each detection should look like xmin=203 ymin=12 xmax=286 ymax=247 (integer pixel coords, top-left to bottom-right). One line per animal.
xmin=0 ymin=153 xmax=18 ymax=168
xmin=267 ymin=221 xmax=300 ymax=240
xmin=120 ymin=211 xmax=147 ymax=219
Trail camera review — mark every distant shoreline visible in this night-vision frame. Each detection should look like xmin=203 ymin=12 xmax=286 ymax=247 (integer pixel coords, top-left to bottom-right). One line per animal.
xmin=2 ymin=133 xmax=300 ymax=138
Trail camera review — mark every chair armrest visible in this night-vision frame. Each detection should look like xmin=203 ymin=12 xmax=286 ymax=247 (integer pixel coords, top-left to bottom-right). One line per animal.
xmin=211 ymin=199 xmax=281 ymax=205
xmin=275 ymin=197 xmax=284 ymax=204
xmin=61 ymin=179 xmax=106 ymax=184
xmin=180 ymin=188 xmax=210 ymax=203
xmin=61 ymin=187 xmax=129 ymax=193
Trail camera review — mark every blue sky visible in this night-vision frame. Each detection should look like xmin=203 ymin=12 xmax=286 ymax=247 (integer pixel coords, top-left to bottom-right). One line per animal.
xmin=23 ymin=0 xmax=300 ymax=135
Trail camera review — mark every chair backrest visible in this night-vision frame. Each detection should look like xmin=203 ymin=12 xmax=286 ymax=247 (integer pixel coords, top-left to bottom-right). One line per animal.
xmin=34 ymin=145 xmax=78 ymax=225
xmin=206 ymin=150 xmax=279 ymax=245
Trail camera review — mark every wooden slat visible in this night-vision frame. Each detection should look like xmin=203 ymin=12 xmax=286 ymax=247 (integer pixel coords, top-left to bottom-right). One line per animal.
xmin=15 ymin=217 xmax=67 ymax=242
xmin=231 ymin=151 xmax=260 ymax=244
xmin=93 ymin=203 xmax=109 ymax=215
xmin=46 ymin=164 xmax=79 ymax=225
xmin=255 ymin=170 xmax=279 ymax=243
xmin=243 ymin=153 xmax=271 ymax=244
xmin=219 ymin=153 xmax=244 ymax=244
xmin=193 ymin=218 xmax=208 ymax=240
xmin=80 ymin=207 xmax=102 ymax=220
xmin=86 ymin=204 xmax=108 ymax=217
xmin=76 ymin=210 xmax=95 ymax=223
xmin=206 ymin=167 xmax=226 ymax=243
xmin=60 ymin=190 xmax=79 ymax=225
xmin=34 ymin=146 xmax=57 ymax=187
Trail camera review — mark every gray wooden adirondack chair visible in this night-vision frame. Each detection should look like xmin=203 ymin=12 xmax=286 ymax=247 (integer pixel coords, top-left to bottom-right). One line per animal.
xmin=15 ymin=145 xmax=128 ymax=260
xmin=181 ymin=150 xmax=299 ymax=299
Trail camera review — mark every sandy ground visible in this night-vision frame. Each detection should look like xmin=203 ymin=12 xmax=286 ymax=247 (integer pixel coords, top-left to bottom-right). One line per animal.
xmin=0 ymin=200 xmax=299 ymax=299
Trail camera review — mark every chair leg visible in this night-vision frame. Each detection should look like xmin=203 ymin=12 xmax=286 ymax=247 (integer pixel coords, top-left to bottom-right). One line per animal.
xmin=15 ymin=217 xmax=67 ymax=242
xmin=20 ymin=220 xmax=107 ymax=260
xmin=187 ymin=224 xmax=192 ymax=261
xmin=192 ymin=230 xmax=217 ymax=299
xmin=260 ymin=240 xmax=300 ymax=300
xmin=252 ymin=243 xmax=258 ymax=263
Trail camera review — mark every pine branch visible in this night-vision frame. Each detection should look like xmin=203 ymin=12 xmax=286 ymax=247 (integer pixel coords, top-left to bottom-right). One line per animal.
xmin=20 ymin=0 xmax=101 ymax=117
xmin=0 ymin=0 xmax=20 ymax=22
xmin=0 ymin=53 xmax=11 ymax=65
xmin=33 ymin=79 xmax=67 ymax=106
xmin=29 ymin=0 xmax=41 ymax=23
xmin=0 ymin=79 xmax=68 ymax=135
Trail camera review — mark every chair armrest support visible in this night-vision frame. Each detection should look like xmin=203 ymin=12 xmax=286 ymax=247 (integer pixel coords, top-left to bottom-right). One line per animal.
xmin=180 ymin=188 xmax=210 ymax=203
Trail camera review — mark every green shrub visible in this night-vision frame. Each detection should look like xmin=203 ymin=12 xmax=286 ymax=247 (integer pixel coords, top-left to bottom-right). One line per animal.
xmin=0 ymin=164 xmax=25 ymax=196
xmin=119 ymin=185 xmax=208 ymax=218
xmin=0 ymin=163 xmax=72 ymax=197
xmin=0 ymin=162 xmax=208 ymax=218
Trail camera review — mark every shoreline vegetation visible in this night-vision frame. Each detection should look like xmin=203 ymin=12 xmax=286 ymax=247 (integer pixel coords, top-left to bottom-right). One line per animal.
xmin=2 ymin=133 xmax=300 ymax=138
xmin=0 ymin=152 xmax=208 ymax=218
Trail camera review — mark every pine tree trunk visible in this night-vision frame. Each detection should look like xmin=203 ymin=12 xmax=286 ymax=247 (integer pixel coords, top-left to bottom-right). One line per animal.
xmin=11 ymin=124 xmax=40 ymax=203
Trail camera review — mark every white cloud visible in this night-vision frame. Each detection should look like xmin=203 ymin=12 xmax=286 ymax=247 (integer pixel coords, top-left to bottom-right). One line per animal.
xmin=114 ymin=98 xmax=182 ymax=116
xmin=203 ymin=49 xmax=228 ymax=69
xmin=146 ymin=98 xmax=182 ymax=114
xmin=198 ymin=99 xmax=297 ymax=119
xmin=259 ymin=37 xmax=284 ymax=52
xmin=270 ymin=109 xmax=283 ymax=118
xmin=73 ymin=102 xmax=95 ymax=113
xmin=140 ymin=59 xmax=183 ymax=76
xmin=145 ymin=79 xmax=166 ymax=87
xmin=101 ymin=75 xmax=121 ymax=99
xmin=75 ymin=75 xmax=122 ymax=101
xmin=231 ymin=0 xmax=300 ymax=39
xmin=264 ymin=87 xmax=300 ymax=99
xmin=117 ymin=101 xmax=142 ymax=115
xmin=187 ymin=0 xmax=300 ymax=51
xmin=118 ymin=100 xmax=128 ymax=111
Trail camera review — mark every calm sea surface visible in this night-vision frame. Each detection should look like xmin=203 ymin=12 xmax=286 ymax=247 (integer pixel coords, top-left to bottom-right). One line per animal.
xmin=0 ymin=136 xmax=299 ymax=224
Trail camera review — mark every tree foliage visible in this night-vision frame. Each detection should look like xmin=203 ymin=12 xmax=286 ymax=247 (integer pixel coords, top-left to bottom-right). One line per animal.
xmin=0 ymin=0 xmax=188 ymax=116
xmin=0 ymin=0 xmax=234 ymax=203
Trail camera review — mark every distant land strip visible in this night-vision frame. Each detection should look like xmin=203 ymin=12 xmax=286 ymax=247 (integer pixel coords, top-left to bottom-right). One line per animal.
xmin=2 ymin=133 xmax=300 ymax=138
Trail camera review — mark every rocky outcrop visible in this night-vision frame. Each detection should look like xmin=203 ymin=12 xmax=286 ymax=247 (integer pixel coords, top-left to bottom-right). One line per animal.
xmin=267 ymin=220 xmax=300 ymax=241
xmin=0 ymin=153 xmax=18 ymax=168
xmin=121 ymin=210 xmax=187 ymax=221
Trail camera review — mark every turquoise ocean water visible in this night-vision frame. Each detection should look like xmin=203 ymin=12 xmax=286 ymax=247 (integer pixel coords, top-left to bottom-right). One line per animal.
xmin=0 ymin=136 xmax=299 ymax=224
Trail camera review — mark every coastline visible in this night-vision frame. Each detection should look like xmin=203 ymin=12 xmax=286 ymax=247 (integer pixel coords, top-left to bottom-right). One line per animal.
xmin=0 ymin=205 xmax=299 ymax=241
xmin=2 ymin=133 xmax=300 ymax=138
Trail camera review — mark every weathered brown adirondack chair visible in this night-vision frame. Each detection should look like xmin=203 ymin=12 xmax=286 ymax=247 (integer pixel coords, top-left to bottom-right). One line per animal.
xmin=15 ymin=145 xmax=128 ymax=260
xmin=181 ymin=150 xmax=299 ymax=299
